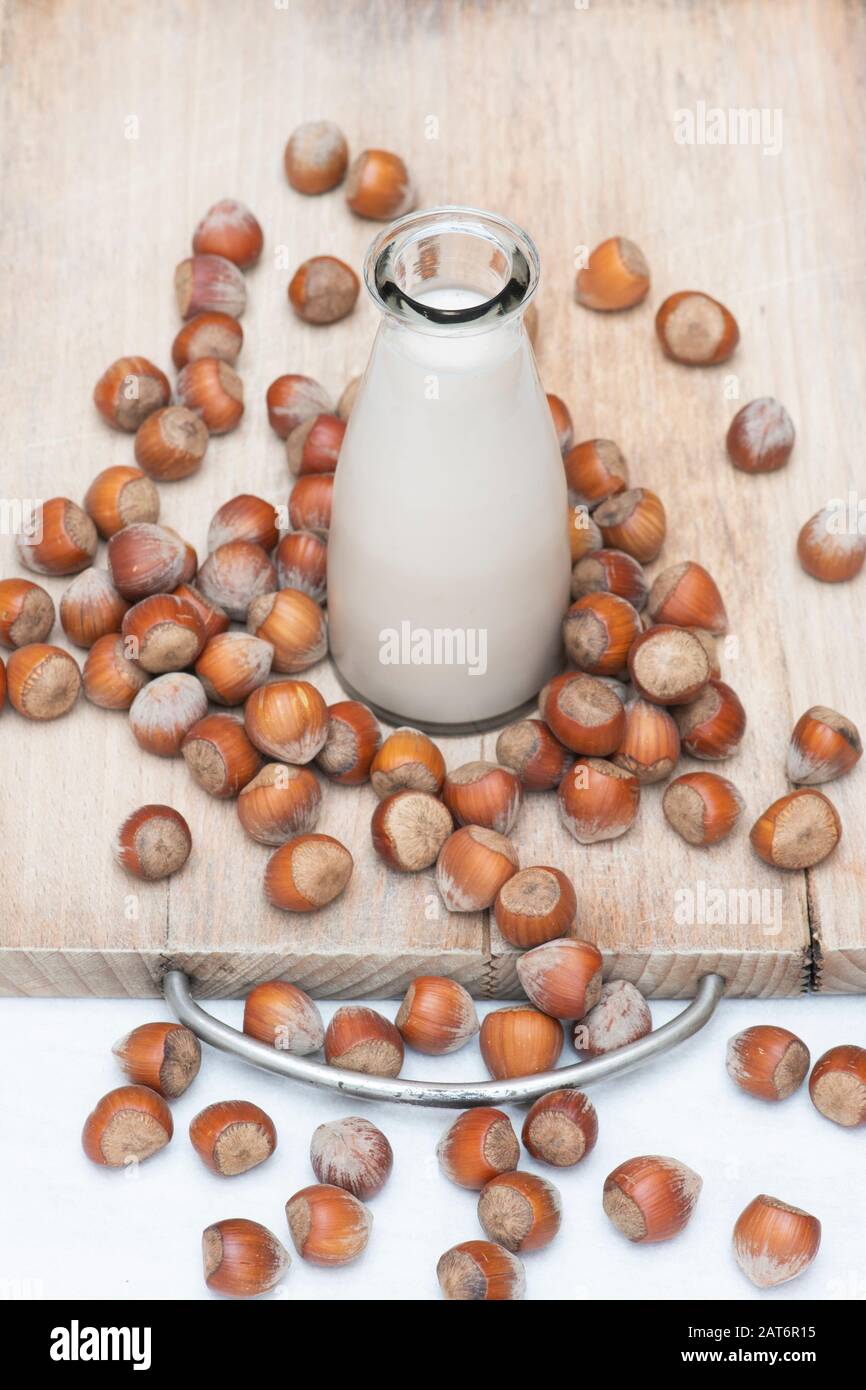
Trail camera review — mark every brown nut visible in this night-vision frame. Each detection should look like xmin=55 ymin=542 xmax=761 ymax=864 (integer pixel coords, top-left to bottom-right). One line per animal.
xmin=750 ymin=789 xmax=841 ymax=870
xmin=276 ymin=530 xmax=328 ymax=604
xmin=436 ymin=1240 xmax=525 ymax=1301
xmin=628 ymin=624 xmax=712 ymax=705
xmin=726 ymin=1025 xmax=810 ymax=1102
xmin=287 ymin=413 xmax=346 ymax=476
xmin=436 ymin=1108 xmax=520 ymax=1190
xmin=175 ymin=253 xmax=246 ymax=319
xmin=371 ymin=789 xmax=453 ymax=872
xmin=808 ymin=1044 xmax=866 ymax=1127
xmin=674 ymin=678 xmax=746 ymax=757
xmin=663 ymin=771 xmax=744 ymax=846
xmin=558 ymin=757 xmax=641 ymax=843
xmin=60 ymin=569 xmax=129 ymax=648
xmin=93 ymin=356 xmax=171 ymax=431
xmin=121 ymin=593 xmax=205 ymax=673
xmin=242 ymin=979 xmax=324 ymax=1054
xmin=128 ymin=672 xmax=208 ymax=756
xmin=285 ymin=1184 xmax=372 ymax=1267
xmin=656 ymin=291 xmax=739 ymax=365
xmin=182 ymin=712 xmax=262 ymax=798
xmin=564 ymin=439 xmax=629 ymax=507
xmin=604 ymin=1155 xmax=702 ymax=1242
xmin=593 ymin=487 xmax=666 ymax=563
xmin=614 ymin=697 xmax=680 ymax=783
xmin=195 ymin=631 xmax=273 ymax=706
xmin=289 ymin=257 xmax=359 ymax=325
xmin=284 ymin=119 xmax=349 ymax=194
xmin=436 ymin=825 xmax=519 ymax=912
xmin=190 ymin=1100 xmax=276 ymax=1176
xmin=288 ymin=473 xmax=334 ymax=535
xmin=6 ymin=643 xmax=81 ymax=720
xmin=202 ymin=1219 xmax=290 ymax=1297
xmin=324 ymin=1006 xmax=403 ymax=1077
xmin=726 ymin=397 xmax=795 ymax=473
xmin=237 ymin=763 xmax=322 ymax=845
xmin=539 ymin=671 xmax=626 ymax=755
xmin=495 ymin=718 xmax=574 ymax=791
xmin=493 ymin=865 xmax=576 ymax=948
xmin=176 ymin=357 xmax=244 ymax=434
xmin=442 ymin=761 xmax=523 ymax=834
xmin=112 ymin=1021 xmax=200 ymax=1097
xmin=370 ymin=727 xmax=445 ymax=797
xmin=82 ymin=1085 xmax=173 ymax=1167
xmin=521 ymin=1090 xmax=598 ymax=1168
xmin=107 ymin=523 xmax=187 ymax=601
xmin=16 ymin=498 xmax=97 ymax=576
xmin=244 ymin=678 xmax=329 ymax=763
xmin=797 ymin=506 xmax=866 ymax=583
xmin=477 ymin=1170 xmax=562 ymax=1253
xmin=0 ymin=578 xmax=55 ymax=649
xmin=197 ymin=541 xmax=276 ymax=622
xmin=266 ymin=374 xmax=333 ymax=439
xmin=395 ymin=976 xmax=479 ymax=1055
xmin=134 ymin=406 xmax=209 ymax=481
xmin=516 ymin=938 xmax=604 ymax=1020
xmin=733 ymin=1195 xmax=820 ymax=1288
xmin=647 ymin=561 xmax=727 ymax=634
xmin=345 ymin=149 xmax=414 ymax=220
xmin=82 ymin=633 xmax=150 ymax=710
xmin=787 ymin=706 xmax=862 ymax=786
xmin=563 ymin=591 xmax=641 ymax=676
xmin=575 ymin=236 xmax=650 ymax=311
xmin=576 ymin=980 xmax=651 ymax=1055
xmin=315 ymin=699 xmax=381 ymax=785
xmin=264 ymin=833 xmax=353 ymax=912
xmin=84 ymin=466 xmax=160 ymax=539
xmin=479 ymin=1006 xmax=564 ymax=1080
xmin=192 ymin=198 xmax=263 ymax=268
xmin=571 ymin=547 xmax=648 ymax=609
xmin=310 ymin=1117 xmax=393 ymax=1200
xmin=246 ymin=589 xmax=327 ymax=673
xmin=114 ymin=804 xmax=192 ymax=880
xmin=172 ymin=312 xmax=243 ymax=369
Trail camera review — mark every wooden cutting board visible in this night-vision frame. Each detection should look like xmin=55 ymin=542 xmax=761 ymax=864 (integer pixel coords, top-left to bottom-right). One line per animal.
xmin=1 ymin=0 xmax=863 ymax=999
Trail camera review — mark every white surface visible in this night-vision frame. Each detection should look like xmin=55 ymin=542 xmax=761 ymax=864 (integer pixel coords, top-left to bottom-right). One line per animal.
xmin=0 ymin=992 xmax=863 ymax=1302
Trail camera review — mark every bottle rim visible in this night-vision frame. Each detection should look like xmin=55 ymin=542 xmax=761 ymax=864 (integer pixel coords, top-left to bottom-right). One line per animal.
xmin=364 ymin=205 xmax=541 ymax=334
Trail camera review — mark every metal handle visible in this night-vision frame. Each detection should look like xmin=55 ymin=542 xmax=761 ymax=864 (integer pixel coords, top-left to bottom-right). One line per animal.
xmin=164 ymin=970 xmax=725 ymax=1109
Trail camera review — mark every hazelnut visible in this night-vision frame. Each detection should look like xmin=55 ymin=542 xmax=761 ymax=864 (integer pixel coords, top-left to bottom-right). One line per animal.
xmin=60 ymin=569 xmax=129 ymax=648
xmin=287 ymin=413 xmax=346 ymax=475
xmin=176 ymin=357 xmax=244 ymax=434
xmin=288 ymin=473 xmax=334 ymax=535
xmin=395 ymin=976 xmax=479 ymax=1055
xmin=202 ymin=1218 xmax=289 ymax=1297
xmin=522 ymin=1089 xmax=598 ymax=1167
xmin=577 ymin=980 xmax=652 ymax=1054
xmin=84 ymin=465 xmax=160 ymax=539
xmin=655 ymin=290 xmax=739 ymax=365
xmin=246 ymin=589 xmax=327 ymax=673
xmin=478 ymin=1171 xmax=562 ymax=1253
xmin=276 ymin=530 xmax=328 ymax=604
xmin=547 ymin=393 xmax=574 ymax=453
xmin=114 ymin=804 xmax=192 ymax=879
xmin=324 ymin=1006 xmax=403 ymax=1077
xmin=266 ymin=373 xmax=333 ymax=439
xmin=242 ymin=979 xmax=324 ymax=1054
xmin=92 ymin=356 xmax=171 ymax=431
xmin=284 ymin=120 xmax=349 ymax=194
xmin=516 ymin=938 xmax=603 ymax=1020
xmin=628 ymin=624 xmax=712 ymax=705
xmin=575 ymin=236 xmax=650 ymax=311
xmin=568 ymin=505 xmax=604 ymax=562
xmin=128 ymin=672 xmax=208 ymax=756
xmin=134 ymin=406 xmax=208 ymax=481
xmin=371 ymin=789 xmax=453 ymax=871
xmin=6 ymin=643 xmax=81 ymax=720
xmin=121 ymin=593 xmax=205 ymax=672
xmin=604 ymin=1155 xmax=702 ymax=1242
xmin=197 ymin=541 xmax=276 ymax=621
xmin=436 ymin=1240 xmax=525 ymax=1301
xmin=265 ymin=833 xmax=353 ymax=912
xmin=674 ymin=678 xmax=746 ymax=757
xmin=112 ymin=1021 xmax=200 ymax=1097
xmin=315 ymin=699 xmax=381 ymax=784
xmin=0 ymin=578 xmax=55 ymax=649
xmin=663 ymin=771 xmax=744 ymax=846
xmin=726 ymin=397 xmax=795 ymax=473
xmin=107 ymin=522 xmax=187 ymax=601
xmin=594 ymin=487 xmax=667 ymax=563
xmin=436 ymin=825 xmax=519 ymax=912
xmin=436 ymin=1108 xmax=520 ymax=1190
xmin=570 ymin=547 xmax=648 ymax=609
xmin=195 ymin=631 xmax=273 ymax=706
xmin=182 ymin=712 xmax=262 ymax=798
xmin=82 ymin=1084 xmax=173 ymax=1167
xmin=16 ymin=497 xmax=97 ymax=576
xmin=173 ymin=582 xmax=229 ymax=641
xmin=559 ymin=757 xmax=641 ymax=843
xmin=175 ymin=253 xmax=246 ymax=319
xmin=285 ymin=1184 xmax=372 ymax=1266
xmin=244 ymin=678 xmax=329 ymax=762
xmin=190 ymin=1100 xmax=276 ymax=1176
xmin=808 ymin=1044 xmax=866 ymax=1126
xmin=540 ymin=671 xmax=626 ymax=755
xmin=83 ymin=633 xmax=150 ymax=710
xmin=564 ymin=438 xmax=628 ymax=506
xmin=238 ymin=763 xmax=322 ymax=844
xmin=733 ymin=1195 xmax=820 ymax=1288
xmin=288 ymin=256 xmax=359 ymax=325
xmin=370 ymin=726 xmax=445 ymax=797
xmin=206 ymin=494 xmax=279 ymax=555
xmin=310 ymin=1117 xmax=393 ymax=1200
xmin=647 ymin=561 xmax=727 ymax=634
xmin=172 ymin=312 xmax=243 ymax=369
xmin=192 ymin=198 xmax=263 ymax=268
xmin=614 ymin=697 xmax=680 ymax=783
xmin=563 ymin=591 xmax=641 ymax=675
xmin=787 ymin=705 xmax=862 ymax=785
xmin=797 ymin=506 xmax=866 ymax=582
xmin=493 ymin=865 xmax=576 ymax=948
xmin=345 ymin=149 xmax=414 ymax=220
xmin=726 ymin=1025 xmax=810 ymax=1102
xmin=442 ymin=760 xmax=523 ymax=834
xmin=688 ymin=627 xmax=721 ymax=678
xmin=480 ymin=1006 xmax=563 ymax=1080
xmin=495 ymin=718 xmax=574 ymax=791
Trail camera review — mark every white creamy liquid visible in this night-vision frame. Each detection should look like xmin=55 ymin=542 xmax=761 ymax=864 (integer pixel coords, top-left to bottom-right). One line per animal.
xmin=327 ymin=286 xmax=570 ymax=726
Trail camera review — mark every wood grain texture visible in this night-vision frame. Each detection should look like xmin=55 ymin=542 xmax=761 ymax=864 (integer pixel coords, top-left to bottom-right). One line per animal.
xmin=0 ymin=0 xmax=861 ymax=998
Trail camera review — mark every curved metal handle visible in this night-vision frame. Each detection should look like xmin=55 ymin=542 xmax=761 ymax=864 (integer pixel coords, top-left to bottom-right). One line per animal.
xmin=164 ymin=970 xmax=725 ymax=1109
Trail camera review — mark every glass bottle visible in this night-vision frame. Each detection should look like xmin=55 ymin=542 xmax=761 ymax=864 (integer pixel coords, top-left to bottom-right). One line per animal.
xmin=327 ymin=206 xmax=570 ymax=732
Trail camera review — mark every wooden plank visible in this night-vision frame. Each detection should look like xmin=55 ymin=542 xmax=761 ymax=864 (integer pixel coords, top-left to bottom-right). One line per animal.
xmin=0 ymin=0 xmax=861 ymax=997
